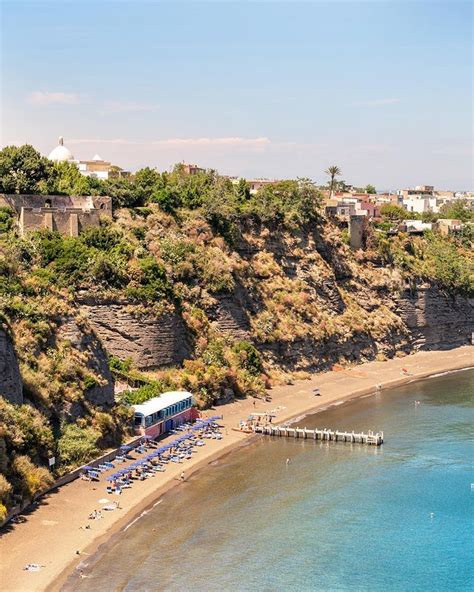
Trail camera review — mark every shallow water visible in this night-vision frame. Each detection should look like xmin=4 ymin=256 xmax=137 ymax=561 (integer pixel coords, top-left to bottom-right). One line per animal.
xmin=65 ymin=370 xmax=474 ymax=592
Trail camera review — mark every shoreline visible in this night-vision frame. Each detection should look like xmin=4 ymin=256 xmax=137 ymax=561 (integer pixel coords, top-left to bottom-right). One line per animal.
xmin=0 ymin=346 xmax=472 ymax=592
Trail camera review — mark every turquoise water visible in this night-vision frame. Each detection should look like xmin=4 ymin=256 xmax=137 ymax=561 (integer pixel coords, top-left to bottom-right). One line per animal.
xmin=66 ymin=370 xmax=474 ymax=591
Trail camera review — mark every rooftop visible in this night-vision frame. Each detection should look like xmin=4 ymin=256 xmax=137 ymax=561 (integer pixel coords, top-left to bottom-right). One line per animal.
xmin=132 ymin=391 xmax=193 ymax=416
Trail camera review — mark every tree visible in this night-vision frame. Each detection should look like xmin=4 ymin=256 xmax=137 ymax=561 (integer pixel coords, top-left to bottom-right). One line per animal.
xmin=202 ymin=176 xmax=239 ymax=241
xmin=0 ymin=145 xmax=52 ymax=194
xmin=103 ymin=176 xmax=139 ymax=208
xmin=133 ymin=167 xmax=164 ymax=206
xmin=365 ymin=184 xmax=376 ymax=194
xmin=324 ymin=165 xmax=342 ymax=196
xmin=380 ymin=204 xmax=407 ymax=221
xmin=42 ymin=161 xmax=103 ymax=196
xmin=235 ymin=178 xmax=250 ymax=203
xmin=439 ymin=199 xmax=473 ymax=222
xmin=245 ymin=178 xmax=321 ymax=226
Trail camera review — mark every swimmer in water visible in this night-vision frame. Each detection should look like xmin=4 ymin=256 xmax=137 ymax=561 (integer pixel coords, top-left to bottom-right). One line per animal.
xmin=286 ymin=458 xmax=290 ymax=465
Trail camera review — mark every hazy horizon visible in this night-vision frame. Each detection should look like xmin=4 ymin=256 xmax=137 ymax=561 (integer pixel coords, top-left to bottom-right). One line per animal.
xmin=1 ymin=0 xmax=472 ymax=190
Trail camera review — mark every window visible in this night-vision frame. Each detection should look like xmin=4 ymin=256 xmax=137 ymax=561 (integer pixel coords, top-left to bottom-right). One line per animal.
xmin=134 ymin=415 xmax=143 ymax=426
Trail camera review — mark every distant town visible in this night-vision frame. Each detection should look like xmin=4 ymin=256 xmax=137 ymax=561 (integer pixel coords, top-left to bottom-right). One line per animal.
xmin=1 ymin=136 xmax=472 ymax=247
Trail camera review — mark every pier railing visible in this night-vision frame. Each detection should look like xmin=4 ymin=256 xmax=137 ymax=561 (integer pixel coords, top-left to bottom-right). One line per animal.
xmin=253 ymin=425 xmax=384 ymax=446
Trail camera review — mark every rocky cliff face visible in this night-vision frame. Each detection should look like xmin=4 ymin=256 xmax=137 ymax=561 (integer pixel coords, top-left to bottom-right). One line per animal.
xmin=78 ymin=301 xmax=191 ymax=370
xmin=0 ymin=228 xmax=472 ymax=402
xmin=0 ymin=329 xmax=23 ymax=404
xmin=396 ymin=283 xmax=474 ymax=351
xmin=56 ymin=317 xmax=115 ymax=407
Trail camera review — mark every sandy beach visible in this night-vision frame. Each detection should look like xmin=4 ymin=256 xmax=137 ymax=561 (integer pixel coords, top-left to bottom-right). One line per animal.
xmin=0 ymin=346 xmax=472 ymax=592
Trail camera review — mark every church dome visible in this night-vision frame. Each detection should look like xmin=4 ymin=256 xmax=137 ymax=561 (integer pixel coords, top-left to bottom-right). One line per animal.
xmin=48 ymin=136 xmax=74 ymax=162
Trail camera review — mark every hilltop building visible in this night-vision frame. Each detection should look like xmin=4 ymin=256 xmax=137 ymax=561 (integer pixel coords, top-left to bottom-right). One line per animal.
xmin=181 ymin=163 xmax=206 ymax=175
xmin=78 ymin=154 xmax=113 ymax=180
xmin=397 ymin=185 xmax=434 ymax=199
xmin=48 ymin=137 xmax=129 ymax=180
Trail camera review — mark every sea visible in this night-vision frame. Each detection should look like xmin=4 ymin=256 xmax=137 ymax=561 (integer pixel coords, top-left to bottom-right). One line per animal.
xmin=64 ymin=369 xmax=474 ymax=592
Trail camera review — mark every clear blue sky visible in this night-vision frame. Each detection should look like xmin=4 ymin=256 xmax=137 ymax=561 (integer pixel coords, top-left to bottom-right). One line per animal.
xmin=1 ymin=0 xmax=472 ymax=189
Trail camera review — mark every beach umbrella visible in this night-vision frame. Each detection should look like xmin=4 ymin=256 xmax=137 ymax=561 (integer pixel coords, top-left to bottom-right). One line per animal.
xmin=106 ymin=475 xmax=116 ymax=481
xmin=142 ymin=435 xmax=153 ymax=440
xmin=83 ymin=466 xmax=95 ymax=470
xmin=120 ymin=445 xmax=132 ymax=451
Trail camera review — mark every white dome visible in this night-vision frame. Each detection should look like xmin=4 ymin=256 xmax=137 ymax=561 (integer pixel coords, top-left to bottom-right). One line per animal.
xmin=48 ymin=136 xmax=74 ymax=162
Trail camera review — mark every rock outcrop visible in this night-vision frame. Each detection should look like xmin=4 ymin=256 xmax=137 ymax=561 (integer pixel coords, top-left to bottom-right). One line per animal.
xmin=79 ymin=302 xmax=191 ymax=370
xmin=57 ymin=317 xmax=115 ymax=406
xmin=0 ymin=329 xmax=23 ymax=404
xmin=396 ymin=284 xmax=474 ymax=350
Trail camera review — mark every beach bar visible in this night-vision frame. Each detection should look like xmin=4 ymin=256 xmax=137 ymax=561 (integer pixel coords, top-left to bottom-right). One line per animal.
xmin=133 ymin=391 xmax=197 ymax=438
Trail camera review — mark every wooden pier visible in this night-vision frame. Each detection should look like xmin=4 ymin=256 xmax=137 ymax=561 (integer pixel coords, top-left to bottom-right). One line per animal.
xmin=253 ymin=425 xmax=384 ymax=446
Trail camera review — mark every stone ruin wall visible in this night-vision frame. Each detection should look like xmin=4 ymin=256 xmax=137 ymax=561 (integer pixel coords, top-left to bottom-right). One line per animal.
xmin=0 ymin=194 xmax=112 ymax=236
xmin=19 ymin=208 xmax=103 ymax=236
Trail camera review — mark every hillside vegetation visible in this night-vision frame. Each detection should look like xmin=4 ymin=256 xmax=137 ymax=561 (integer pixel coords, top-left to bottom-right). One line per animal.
xmin=0 ymin=145 xmax=472 ymax=519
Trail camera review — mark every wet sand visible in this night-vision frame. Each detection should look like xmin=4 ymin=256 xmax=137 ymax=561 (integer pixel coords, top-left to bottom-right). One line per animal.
xmin=0 ymin=346 xmax=472 ymax=592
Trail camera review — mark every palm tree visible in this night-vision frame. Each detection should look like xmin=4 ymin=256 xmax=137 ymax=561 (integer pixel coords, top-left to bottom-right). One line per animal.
xmin=324 ymin=165 xmax=342 ymax=197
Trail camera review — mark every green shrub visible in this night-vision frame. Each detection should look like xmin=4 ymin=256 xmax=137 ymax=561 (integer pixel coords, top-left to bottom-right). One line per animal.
xmin=202 ymin=338 xmax=227 ymax=367
xmin=123 ymin=382 xmax=163 ymax=405
xmin=232 ymin=341 xmax=263 ymax=375
xmin=126 ymin=257 xmax=171 ymax=302
xmin=83 ymin=375 xmax=99 ymax=390
xmin=11 ymin=455 xmax=53 ymax=498
xmin=57 ymin=423 xmax=100 ymax=468
xmin=80 ymin=224 xmax=123 ymax=251
xmin=160 ymin=238 xmax=195 ymax=265
xmin=0 ymin=207 xmax=14 ymax=233
xmin=108 ymin=356 xmax=133 ymax=374
xmin=0 ymin=473 xmax=12 ymax=503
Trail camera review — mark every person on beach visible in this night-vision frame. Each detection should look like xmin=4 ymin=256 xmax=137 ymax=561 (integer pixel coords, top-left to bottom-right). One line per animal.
xmin=313 ymin=388 xmax=321 ymax=396
xmin=180 ymin=471 xmax=185 ymax=481
xmin=286 ymin=458 xmax=290 ymax=465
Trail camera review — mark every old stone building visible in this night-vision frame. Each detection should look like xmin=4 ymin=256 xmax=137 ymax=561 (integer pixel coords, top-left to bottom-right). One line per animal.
xmin=0 ymin=194 xmax=112 ymax=236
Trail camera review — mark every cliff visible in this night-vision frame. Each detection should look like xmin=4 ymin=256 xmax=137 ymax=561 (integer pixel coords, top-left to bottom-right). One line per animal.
xmin=396 ymin=283 xmax=474 ymax=350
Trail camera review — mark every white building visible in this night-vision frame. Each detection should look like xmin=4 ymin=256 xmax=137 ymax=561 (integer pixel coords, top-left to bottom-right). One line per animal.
xmin=48 ymin=137 xmax=116 ymax=180
xmin=402 ymin=219 xmax=433 ymax=232
xmin=78 ymin=154 xmax=112 ymax=180
xmin=402 ymin=195 xmax=440 ymax=214
xmin=48 ymin=136 xmax=75 ymax=163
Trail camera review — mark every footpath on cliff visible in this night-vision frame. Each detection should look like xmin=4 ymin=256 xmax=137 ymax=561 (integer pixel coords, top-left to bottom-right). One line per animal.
xmin=0 ymin=346 xmax=472 ymax=592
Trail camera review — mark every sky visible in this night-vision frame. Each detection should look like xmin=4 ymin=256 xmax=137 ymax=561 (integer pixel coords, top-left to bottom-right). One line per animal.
xmin=1 ymin=0 xmax=472 ymax=190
